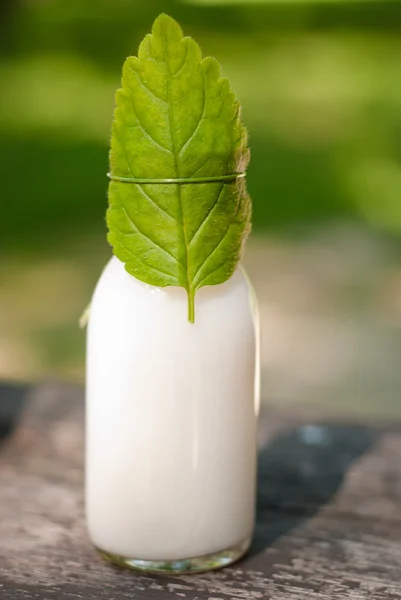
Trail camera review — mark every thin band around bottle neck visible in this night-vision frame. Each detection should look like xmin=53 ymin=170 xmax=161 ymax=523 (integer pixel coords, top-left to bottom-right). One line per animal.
xmin=107 ymin=172 xmax=246 ymax=184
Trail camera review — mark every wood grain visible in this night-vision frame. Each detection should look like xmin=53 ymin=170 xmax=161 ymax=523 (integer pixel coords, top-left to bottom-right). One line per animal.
xmin=1 ymin=382 xmax=401 ymax=599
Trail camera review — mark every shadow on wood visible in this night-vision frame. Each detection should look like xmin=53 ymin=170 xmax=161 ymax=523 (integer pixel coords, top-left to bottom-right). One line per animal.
xmin=0 ymin=383 xmax=28 ymax=446
xmin=251 ymin=421 xmax=376 ymax=556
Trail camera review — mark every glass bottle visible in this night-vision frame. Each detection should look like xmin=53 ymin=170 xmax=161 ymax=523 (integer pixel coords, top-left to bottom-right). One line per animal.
xmin=86 ymin=256 xmax=260 ymax=574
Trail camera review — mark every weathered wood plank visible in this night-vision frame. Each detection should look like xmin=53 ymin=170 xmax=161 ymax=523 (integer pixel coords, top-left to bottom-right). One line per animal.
xmin=1 ymin=383 xmax=401 ymax=599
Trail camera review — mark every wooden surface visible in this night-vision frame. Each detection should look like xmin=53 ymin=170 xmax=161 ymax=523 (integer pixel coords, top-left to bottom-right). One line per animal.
xmin=1 ymin=383 xmax=401 ymax=599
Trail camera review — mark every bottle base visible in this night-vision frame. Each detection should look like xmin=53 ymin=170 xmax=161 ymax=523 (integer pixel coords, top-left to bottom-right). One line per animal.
xmin=97 ymin=536 xmax=251 ymax=574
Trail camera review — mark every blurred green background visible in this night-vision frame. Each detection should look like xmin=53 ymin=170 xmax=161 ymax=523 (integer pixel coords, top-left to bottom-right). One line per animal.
xmin=1 ymin=0 xmax=400 ymax=415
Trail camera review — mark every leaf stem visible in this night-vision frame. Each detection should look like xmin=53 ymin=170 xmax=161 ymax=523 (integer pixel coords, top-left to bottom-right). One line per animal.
xmin=187 ymin=289 xmax=195 ymax=324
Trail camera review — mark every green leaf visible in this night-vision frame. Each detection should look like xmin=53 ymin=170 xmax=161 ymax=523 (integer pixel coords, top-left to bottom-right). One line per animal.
xmin=107 ymin=14 xmax=251 ymax=322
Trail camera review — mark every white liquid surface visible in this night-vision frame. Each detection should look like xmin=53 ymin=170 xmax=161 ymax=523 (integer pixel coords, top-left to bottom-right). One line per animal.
xmin=86 ymin=257 xmax=259 ymax=561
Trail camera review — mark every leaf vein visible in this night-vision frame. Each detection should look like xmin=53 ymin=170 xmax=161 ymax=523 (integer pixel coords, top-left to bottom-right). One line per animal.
xmin=120 ymin=204 xmax=182 ymax=269
xmin=131 ymin=69 xmax=168 ymax=105
xmin=195 ymin=260 xmax=227 ymax=288
xmin=178 ymin=88 xmax=207 ymax=156
xmin=189 ymin=183 xmax=225 ymax=245
xmin=173 ymin=42 xmax=189 ymax=77
xmin=123 ymin=98 xmax=171 ymax=153
xmin=162 ymin=28 xmax=191 ymax=295
xmin=191 ymin=156 xmax=212 ymax=177
xmin=120 ymin=238 xmax=178 ymax=280
xmin=193 ymin=226 xmax=231 ymax=286
xmin=136 ymin=183 xmax=177 ymax=222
